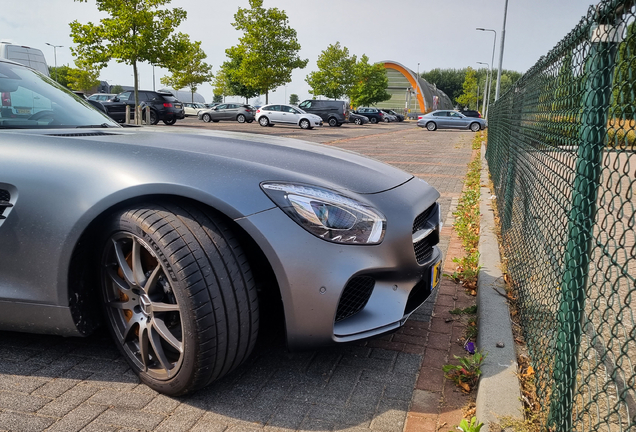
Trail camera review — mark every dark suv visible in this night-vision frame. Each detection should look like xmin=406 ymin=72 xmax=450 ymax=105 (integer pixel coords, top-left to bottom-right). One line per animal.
xmin=102 ymin=90 xmax=185 ymax=125
xmin=298 ymin=99 xmax=349 ymax=127
xmin=460 ymin=110 xmax=482 ymax=118
xmin=353 ymin=107 xmax=385 ymax=124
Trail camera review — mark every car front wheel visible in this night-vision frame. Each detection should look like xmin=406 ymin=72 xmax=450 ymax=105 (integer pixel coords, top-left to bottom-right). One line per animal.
xmin=202 ymin=113 xmax=211 ymax=123
xmin=299 ymin=119 xmax=310 ymax=129
xmin=100 ymin=202 xmax=259 ymax=396
xmin=426 ymin=122 xmax=437 ymax=131
xmin=258 ymin=116 xmax=270 ymax=127
xmin=369 ymin=117 xmax=378 ymax=124
xmin=328 ymin=117 xmax=338 ymax=127
xmin=354 ymin=118 xmax=362 ymax=125
xmin=470 ymin=122 xmax=481 ymax=132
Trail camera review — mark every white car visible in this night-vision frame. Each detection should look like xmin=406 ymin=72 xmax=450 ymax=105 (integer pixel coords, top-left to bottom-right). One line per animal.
xmin=256 ymin=104 xmax=323 ymax=129
xmin=183 ymin=102 xmax=205 ymax=116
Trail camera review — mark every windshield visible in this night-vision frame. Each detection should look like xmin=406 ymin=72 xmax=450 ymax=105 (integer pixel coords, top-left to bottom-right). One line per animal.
xmin=0 ymin=61 xmax=120 ymax=129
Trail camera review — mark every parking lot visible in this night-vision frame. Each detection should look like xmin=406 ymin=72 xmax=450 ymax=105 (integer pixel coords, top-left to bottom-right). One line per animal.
xmin=0 ymin=120 xmax=477 ymax=432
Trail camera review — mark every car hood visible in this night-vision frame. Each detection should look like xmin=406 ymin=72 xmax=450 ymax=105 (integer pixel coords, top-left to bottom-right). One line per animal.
xmin=3 ymin=127 xmax=413 ymax=195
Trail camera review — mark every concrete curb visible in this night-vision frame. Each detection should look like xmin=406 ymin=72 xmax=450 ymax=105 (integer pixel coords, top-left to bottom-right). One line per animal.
xmin=475 ymin=143 xmax=524 ymax=431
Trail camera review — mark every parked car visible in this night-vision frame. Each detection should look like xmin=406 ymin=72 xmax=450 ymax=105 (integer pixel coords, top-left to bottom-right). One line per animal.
xmin=380 ymin=110 xmax=398 ymax=122
xmin=459 ymin=109 xmax=482 ymax=118
xmin=198 ymin=103 xmax=255 ymax=123
xmin=297 ymin=99 xmax=349 ymax=127
xmin=88 ymin=93 xmax=116 ymax=102
xmin=353 ymin=107 xmax=385 ymax=124
xmin=348 ymin=112 xmax=370 ymax=125
xmin=256 ymin=104 xmax=323 ymax=129
xmin=101 ymin=90 xmax=185 ymax=125
xmin=383 ymin=109 xmax=405 ymax=121
xmin=183 ymin=102 xmax=205 ymax=117
xmin=0 ymin=58 xmax=443 ymax=397
xmin=417 ymin=110 xmax=486 ymax=132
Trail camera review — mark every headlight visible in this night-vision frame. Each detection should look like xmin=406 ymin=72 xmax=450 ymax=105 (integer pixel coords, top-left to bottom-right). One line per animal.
xmin=261 ymin=182 xmax=386 ymax=245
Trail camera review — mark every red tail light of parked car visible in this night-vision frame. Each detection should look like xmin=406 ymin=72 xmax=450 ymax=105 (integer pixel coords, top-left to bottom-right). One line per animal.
xmin=163 ymin=102 xmax=173 ymax=108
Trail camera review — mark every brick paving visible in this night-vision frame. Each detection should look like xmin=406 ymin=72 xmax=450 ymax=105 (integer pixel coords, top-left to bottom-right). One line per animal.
xmin=0 ymin=121 xmax=476 ymax=431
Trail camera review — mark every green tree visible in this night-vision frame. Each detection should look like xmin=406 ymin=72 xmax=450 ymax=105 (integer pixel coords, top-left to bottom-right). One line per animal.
xmin=305 ymin=42 xmax=357 ymax=99
xmin=229 ymin=0 xmax=308 ymax=103
xmin=456 ymin=67 xmax=479 ymax=110
xmin=348 ymin=55 xmax=391 ymax=107
xmin=160 ymin=41 xmax=213 ymax=103
xmin=67 ymin=60 xmax=101 ymax=92
xmin=111 ymin=84 xmax=124 ymax=94
xmin=70 ymin=0 xmax=190 ymax=111
xmin=213 ymin=94 xmax=223 ymax=103
xmin=48 ymin=65 xmax=73 ymax=88
xmin=421 ymin=68 xmax=466 ymax=104
xmin=289 ymin=93 xmax=299 ymax=105
xmin=216 ymin=46 xmax=260 ymax=103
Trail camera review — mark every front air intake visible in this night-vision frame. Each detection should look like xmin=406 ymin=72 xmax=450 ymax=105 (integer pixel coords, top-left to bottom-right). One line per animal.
xmin=335 ymin=276 xmax=375 ymax=322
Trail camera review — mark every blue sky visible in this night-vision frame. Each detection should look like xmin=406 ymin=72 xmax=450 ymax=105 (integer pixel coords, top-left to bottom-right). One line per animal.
xmin=2 ymin=0 xmax=596 ymax=103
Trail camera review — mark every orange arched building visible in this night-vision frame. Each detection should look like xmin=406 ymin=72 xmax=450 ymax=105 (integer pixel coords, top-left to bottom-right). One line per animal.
xmin=376 ymin=61 xmax=453 ymax=116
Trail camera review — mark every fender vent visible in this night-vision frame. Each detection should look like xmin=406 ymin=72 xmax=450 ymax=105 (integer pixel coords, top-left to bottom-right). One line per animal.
xmin=335 ymin=276 xmax=375 ymax=322
xmin=46 ymin=132 xmax=120 ymax=137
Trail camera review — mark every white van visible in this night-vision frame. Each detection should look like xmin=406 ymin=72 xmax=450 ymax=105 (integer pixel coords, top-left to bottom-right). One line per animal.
xmin=0 ymin=42 xmax=49 ymax=76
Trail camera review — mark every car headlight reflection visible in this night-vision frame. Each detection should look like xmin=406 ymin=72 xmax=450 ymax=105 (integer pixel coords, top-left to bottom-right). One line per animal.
xmin=261 ymin=182 xmax=386 ymax=245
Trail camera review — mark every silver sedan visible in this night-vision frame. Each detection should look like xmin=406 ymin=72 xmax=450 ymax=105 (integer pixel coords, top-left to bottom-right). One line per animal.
xmin=417 ymin=110 xmax=487 ymax=132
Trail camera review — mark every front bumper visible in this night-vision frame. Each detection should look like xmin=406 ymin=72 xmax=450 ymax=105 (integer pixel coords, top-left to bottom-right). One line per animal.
xmin=236 ymin=177 xmax=441 ymax=350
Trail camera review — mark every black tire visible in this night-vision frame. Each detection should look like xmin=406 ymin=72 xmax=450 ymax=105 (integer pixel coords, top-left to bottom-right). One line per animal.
xmin=247 ymin=119 xmax=254 ymax=123
xmin=369 ymin=117 xmax=378 ymax=124
xmin=237 ymin=114 xmax=246 ymax=123
xmin=258 ymin=116 xmax=270 ymax=127
xmin=354 ymin=118 xmax=362 ymax=125
xmin=163 ymin=117 xmax=177 ymax=125
xmin=148 ymin=110 xmax=159 ymax=125
xmin=470 ymin=122 xmax=481 ymax=132
xmin=212 ymin=120 xmax=220 ymax=123
xmin=299 ymin=119 xmax=310 ymax=129
xmin=202 ymin=113 xmax=211 ymax=123
xmin=100 ymin=202 xmax=259 ymax=396
xmin=328 ymin=117 xmax=338 ymax=127
xmin=426 ymin=121 xmax=437 ymax=131
xmin=335 ymin=122 xmax=342 ymax=127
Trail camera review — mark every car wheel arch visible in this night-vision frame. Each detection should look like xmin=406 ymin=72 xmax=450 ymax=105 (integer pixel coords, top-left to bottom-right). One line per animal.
xmin=64 ymin=191 xmax=283 ymax=336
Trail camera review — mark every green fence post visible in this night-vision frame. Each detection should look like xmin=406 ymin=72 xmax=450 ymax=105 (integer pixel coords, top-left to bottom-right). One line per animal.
xmin=547 ymin=11 xmax=620 ymax=431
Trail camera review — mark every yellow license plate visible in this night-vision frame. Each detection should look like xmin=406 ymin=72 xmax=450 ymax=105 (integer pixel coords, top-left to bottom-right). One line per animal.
xmin=431 ymin=260 xmax=441 ymax=289
xmin=17 ymin=108 xmax=31 ymax=114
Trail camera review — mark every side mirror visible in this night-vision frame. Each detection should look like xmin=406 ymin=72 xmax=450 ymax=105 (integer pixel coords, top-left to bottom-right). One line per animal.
xmin=112 ymin=97 xmax=120 ymax=102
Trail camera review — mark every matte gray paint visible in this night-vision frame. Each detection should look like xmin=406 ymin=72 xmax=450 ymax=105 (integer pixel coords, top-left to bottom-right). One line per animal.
xmin=0 ymin=127 xmax=441 ymax=348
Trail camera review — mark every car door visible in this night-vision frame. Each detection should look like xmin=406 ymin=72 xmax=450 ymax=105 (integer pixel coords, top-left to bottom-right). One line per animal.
xmin=280 ymin=105 xmax=300 ymax=124
xmin=447 ymin=111 xmax=468 ymax=128
xmin=433 ymin=111 xmax=450 ymax=127
xmin=265 ymin=105 xmax=283 ymax=122
xmin=224 ymin=103 xmax=239 ymax=120
xmin=210 ymin=104 xmax=226 ymax=120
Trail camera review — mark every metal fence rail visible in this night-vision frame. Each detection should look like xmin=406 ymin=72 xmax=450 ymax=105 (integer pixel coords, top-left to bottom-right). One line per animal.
xmin=486 ymin=1 xmax=636 ymax=430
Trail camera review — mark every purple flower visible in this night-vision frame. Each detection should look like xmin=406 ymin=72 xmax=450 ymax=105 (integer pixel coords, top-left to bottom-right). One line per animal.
xmin=464 ymin=341 xmax=475 ymax=354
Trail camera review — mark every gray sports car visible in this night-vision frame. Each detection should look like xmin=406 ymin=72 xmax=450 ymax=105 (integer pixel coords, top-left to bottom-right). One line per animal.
xmin=0 ymin=59 xmax=443 ymax=396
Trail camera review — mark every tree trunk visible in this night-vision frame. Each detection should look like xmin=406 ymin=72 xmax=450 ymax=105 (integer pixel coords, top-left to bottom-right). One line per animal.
xmin=265 ymin=91 xmax=269 ymax=104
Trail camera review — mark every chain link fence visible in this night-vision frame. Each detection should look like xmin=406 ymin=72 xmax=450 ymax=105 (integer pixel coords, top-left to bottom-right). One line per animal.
xmin=486 ymin=1 xmax=636 ymax=430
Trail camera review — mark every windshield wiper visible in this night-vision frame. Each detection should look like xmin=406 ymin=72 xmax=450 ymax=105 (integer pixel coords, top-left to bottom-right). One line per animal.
xmin=76 ymin=123 xmax=115 ymax=128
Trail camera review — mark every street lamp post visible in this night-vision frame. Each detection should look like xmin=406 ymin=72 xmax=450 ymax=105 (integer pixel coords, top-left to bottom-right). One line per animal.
xmin=495 ymin=0 xmax=509 ymax=100
xmin=476 ymin=28 xmax=496 ymax=117
xmin=477 ymin=62 xmax=489 ymax=116
xmin=45 ymin=43 xmax=63 ymax=83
